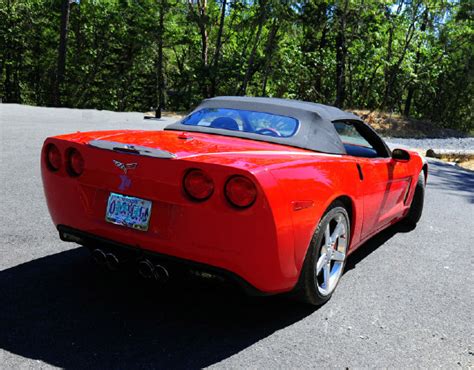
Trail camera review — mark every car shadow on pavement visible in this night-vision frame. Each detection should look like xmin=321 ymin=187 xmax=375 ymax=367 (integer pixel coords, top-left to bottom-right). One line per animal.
xmin=0 ymin=247 xmax=315 ymax=369
xmin=0 ymin=220 xmax=411 ymax=369
xmin=344 ymin=222 xmax=414 ymax=273
xmin=427 ymin=160 xmax=474 ymax=203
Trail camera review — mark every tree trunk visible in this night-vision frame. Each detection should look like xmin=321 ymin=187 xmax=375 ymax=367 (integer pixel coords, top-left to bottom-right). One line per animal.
xmin=314 ymin=25 xmax=327 ymax=96
xmin=200 ymin=23 xmax=208 ymax=81
xmin=4 ymin=0 xmax=16 ymax=103
xmin=4 ymin=58 xmax=14 ymax=103
xmin=334 ymin=1 xmax=348 ymax=108
xmin=53 ymin=0 xmax=71 ymax=107
xmin=403 ymin=67 xmax=416 ymax=116
xmin=381 ymin=2 xmax=403 ymax=110
xmin=261 ymin=20 xmax=279 ymax=96
xmin=189 ymin=0 xmax=209 ymax=98
xmin=209 ymin=0 xmax=227 ymax=97
xmin=238 ymin=0 xmax=267 ymax=96
xmin=156 ymin=0 xmax=166 ymax=118
xmin=382 ymin=1 xmax=419 ymax=111
xmin=382 ymin=22 xmax=394 ymax=109
xmin=404 ymin=8 xmax=428 ymax=116
xmin=237 ymin=28 xmax=255 ymax=78
xmin=383 ymin=25 xmax=417 ymax=111
xmin=347 ymin=57 xmax=353 ymax=107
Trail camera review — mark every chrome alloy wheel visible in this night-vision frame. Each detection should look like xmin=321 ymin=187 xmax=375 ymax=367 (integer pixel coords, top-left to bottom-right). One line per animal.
xmin=316 ymin=213 xmax=349 ymax=296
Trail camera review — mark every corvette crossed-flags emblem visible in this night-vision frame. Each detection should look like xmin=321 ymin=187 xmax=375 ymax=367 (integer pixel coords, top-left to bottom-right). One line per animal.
xmin=113 ymin=160 xmax=137 ymax=191
xmin=113 ymin=160 xmax=137 ymax=174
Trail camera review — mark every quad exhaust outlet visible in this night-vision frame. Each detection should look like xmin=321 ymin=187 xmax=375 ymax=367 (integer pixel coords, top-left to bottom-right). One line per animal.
xmin=138 ymin=259 xmax=169 ymax=283
xmin=91 ymin=249 xmax=169 ymax=282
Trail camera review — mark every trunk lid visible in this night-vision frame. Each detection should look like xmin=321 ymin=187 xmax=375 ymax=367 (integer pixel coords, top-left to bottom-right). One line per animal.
xmin=56 ymin=130 xmax=310 ymax=160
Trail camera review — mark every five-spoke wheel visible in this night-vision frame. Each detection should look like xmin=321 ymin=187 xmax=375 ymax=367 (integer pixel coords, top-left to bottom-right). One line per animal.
xmin=316 ymin=213 xmax=348 ymax=296
xmin=293 ymin=201 xmax=350 ymax=305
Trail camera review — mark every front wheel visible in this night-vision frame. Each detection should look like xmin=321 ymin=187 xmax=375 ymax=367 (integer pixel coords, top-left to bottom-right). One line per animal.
xmin=293 ymin=202 xmax=350 ymax=306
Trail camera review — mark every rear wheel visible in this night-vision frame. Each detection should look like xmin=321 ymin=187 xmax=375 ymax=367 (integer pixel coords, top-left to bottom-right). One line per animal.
xmin=402 ymin=171 xmax=425 ymax=228
xmin=294 ymin=202 xmax=350 ymax=306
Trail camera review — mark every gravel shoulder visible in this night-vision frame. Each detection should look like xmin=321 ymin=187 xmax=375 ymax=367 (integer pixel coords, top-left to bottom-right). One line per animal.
xmin=387 ymin=137 xmax=474 ymax=151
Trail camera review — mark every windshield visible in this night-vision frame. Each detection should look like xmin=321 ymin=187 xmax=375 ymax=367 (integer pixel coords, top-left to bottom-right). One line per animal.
xmin=181 ymin=108 xmax=299 ymax=138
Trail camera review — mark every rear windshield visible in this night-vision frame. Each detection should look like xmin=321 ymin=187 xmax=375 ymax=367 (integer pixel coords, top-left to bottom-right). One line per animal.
xmin=181 ymin=108 xmax=299 ymax=138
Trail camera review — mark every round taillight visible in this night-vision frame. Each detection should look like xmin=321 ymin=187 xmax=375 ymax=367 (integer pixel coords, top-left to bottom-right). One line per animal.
xmin=67 ymin=148 xmax=84 ymax=177
xmin=225 ymin=176 xmax=257 ymax=208
xmin=183 ymin=169 xmax=214 ymax=201
xmin=46 ymin=144 xmax=61 ymax=171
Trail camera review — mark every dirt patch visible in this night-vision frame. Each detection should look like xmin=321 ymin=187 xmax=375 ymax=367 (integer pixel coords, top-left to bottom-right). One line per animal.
xmin=457 ymin=160 xmax=474 ymax=171
xmin=144 ymin=111 xmax=185 ymax=120
xmin=350 ymin=110 xmax=467 ymax=139
xmin=425 ymin=148 xmax=474 ymax=171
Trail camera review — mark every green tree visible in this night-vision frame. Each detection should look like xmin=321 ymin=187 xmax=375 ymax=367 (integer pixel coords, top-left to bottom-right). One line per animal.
xmin=0 ymin=0 xmax=472 ymax=132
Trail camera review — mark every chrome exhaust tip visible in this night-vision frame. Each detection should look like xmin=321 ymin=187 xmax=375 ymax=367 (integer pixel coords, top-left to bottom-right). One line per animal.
xmin=154 ymin=264 xmax=169 ymax=283
xmin=91 ymin=249 xmax=106 ymax=265
xmin=105 ymin=253 xmax=120 ymax=271
xmin=138 ymin=259 xmax=155 ymax=279
xmin=137 ymin=260 xmax=169 ymax=283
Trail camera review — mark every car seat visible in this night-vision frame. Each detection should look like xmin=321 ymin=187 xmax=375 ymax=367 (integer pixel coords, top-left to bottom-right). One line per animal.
xmin=210 ymin=117 xmax=239 ymax=131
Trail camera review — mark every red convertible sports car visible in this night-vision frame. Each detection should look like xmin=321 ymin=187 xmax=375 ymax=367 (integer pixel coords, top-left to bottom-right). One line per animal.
xmin=41 ymin=97 xmax=427 ymax=305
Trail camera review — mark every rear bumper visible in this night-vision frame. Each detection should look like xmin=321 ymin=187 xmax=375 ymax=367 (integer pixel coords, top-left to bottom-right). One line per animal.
xmin=58 ymin=225 xmax=269 ymax=296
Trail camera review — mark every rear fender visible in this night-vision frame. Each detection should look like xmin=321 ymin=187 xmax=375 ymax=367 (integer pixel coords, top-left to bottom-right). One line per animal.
xmin=265 ymin=159 xmax=364 ymax=280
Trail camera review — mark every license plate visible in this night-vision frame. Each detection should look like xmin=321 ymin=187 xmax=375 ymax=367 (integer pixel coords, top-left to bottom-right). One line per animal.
xmin=105 ymin=193 xmax=152 ymax=231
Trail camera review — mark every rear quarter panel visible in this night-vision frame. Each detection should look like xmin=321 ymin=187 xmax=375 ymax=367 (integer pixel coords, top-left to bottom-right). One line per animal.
xmin=184 ymin=151 xmax=365 ymax=289
xmin=258 ymin=155 xmax=364 ymax=281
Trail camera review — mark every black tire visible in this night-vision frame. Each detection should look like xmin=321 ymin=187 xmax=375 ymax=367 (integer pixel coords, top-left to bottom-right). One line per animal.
xmin=402 ymin=171 xmax=425 ymax=227
xmin=293 ymin=201 xmax=350 ymax=306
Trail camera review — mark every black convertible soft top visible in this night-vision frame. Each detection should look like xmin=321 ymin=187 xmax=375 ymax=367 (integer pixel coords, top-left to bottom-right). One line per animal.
xmin=165 ymin=96 xmax=364 ymax=154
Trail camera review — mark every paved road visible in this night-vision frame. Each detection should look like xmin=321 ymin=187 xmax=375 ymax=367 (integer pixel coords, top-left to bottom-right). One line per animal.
xmin=1 ymin=104 xmax=473 ymax=369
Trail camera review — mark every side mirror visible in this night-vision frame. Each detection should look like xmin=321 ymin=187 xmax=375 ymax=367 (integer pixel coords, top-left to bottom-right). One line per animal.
xmin=392 ymin=148 xmax=410 ymax=161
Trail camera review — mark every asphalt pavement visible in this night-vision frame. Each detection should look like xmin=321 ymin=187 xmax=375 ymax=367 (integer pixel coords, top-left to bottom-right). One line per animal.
xmin=1 ymin=104 xmax=473 ymax=368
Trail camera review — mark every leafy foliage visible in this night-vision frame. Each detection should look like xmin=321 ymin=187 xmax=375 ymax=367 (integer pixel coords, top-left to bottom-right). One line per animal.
xmin=1 ymin=0 xmax=472 ymax=132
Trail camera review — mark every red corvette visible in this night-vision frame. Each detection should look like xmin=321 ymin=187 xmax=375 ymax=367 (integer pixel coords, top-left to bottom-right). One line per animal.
xmin=41 ymin=97 xmax=427 ymax=305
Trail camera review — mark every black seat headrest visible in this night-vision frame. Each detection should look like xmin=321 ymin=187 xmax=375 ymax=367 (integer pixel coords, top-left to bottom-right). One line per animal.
xmin=210 ymin=117 xmax=239 ymax=131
